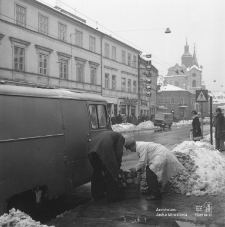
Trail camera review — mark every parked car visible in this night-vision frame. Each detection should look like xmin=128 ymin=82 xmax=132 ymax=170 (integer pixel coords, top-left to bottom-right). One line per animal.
xmin=153 ymin=112 xmax=173 ymax=129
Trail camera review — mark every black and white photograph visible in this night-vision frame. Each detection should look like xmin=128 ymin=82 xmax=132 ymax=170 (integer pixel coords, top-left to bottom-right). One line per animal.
xmin=0 ymin=0 xmax=225 ymax=226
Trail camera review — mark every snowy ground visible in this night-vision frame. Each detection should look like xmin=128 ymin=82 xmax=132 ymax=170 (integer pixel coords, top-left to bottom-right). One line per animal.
xmin=112 ymin=120 xmax=191 ymax=133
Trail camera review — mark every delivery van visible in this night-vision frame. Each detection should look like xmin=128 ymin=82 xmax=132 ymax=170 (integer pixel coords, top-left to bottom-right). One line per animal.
xmin=0 ymin=84 xmax=111 ymax=215
xmin=153 ymin=112 xmax=173 ymax=129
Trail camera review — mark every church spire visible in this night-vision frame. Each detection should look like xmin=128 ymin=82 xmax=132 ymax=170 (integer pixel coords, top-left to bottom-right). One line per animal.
xmin=192 ymin=44 xmax=199 ymax=67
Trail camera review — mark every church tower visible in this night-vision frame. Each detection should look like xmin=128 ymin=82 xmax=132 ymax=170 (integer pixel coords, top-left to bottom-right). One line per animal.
xmin=181 ymin=39 xmax=192 ymax=68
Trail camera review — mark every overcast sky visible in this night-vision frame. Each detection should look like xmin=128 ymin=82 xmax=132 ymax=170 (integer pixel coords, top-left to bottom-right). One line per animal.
xmin=41 ymin=0 xmax=225 ymax=92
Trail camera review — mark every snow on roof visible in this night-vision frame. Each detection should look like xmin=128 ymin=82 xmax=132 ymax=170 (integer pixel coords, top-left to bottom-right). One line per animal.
xmin=187 ymin=65 xmax=202 ymax=72
xmin=164 ymin=75 xmax=187 ymax=77
xmin=159 ymin=84 xmax=186 ymax=91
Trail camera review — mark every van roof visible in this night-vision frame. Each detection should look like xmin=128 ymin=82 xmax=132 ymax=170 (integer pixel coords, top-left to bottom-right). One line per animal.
xmin=0 ymin=85 xmax=107 ymax=102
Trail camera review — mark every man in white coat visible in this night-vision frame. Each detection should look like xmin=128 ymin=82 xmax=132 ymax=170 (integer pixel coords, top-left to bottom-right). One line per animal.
xmin=124 ymin=138 xmax=184 ymax=200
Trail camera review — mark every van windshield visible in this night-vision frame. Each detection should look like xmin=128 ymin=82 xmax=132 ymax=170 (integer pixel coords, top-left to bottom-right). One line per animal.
xmin=154 ymin=113 xmax=164 ymax=120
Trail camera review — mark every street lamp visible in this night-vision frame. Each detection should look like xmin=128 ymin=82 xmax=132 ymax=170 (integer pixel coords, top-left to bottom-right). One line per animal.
xmin=165 ymin=28 xmax=171 ymax=33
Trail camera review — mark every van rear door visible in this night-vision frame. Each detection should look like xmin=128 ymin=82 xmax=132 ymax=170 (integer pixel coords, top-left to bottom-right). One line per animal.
xmin=60 ymin=99 xmax=91 ymax=189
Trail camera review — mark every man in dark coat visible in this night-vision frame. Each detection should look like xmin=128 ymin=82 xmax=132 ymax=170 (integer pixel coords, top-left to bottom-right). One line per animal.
xmin=88 ymin=131 xmax=125 ymax=202
xmin=191 ymin=110 xmax=202 ymax=141
xmin=116 ymin=111 xmax=122 ymax=124
xmin=214 ymin=108 xmax=225 ymax=151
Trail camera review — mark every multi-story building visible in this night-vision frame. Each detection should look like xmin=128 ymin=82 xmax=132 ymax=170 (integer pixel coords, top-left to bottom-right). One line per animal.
xmin=139 ymin=56 xmax=158 ymax=117
xmin=157 ymin=84 xmax=196 ymax=119
xmin=0 ymin=0 xmax=140 ymax=116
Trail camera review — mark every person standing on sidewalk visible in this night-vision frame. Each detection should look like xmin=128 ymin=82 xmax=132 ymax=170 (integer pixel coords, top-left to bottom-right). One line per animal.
xmin=88 ymin=131 xmax=125 ymax=202
xmin=214 ymin=108 xmax=225 ymax=151
xmin=124 ymin=139 xmax=184 ymax=201
xmin=191 ymin=110 xmax=202 ymax=141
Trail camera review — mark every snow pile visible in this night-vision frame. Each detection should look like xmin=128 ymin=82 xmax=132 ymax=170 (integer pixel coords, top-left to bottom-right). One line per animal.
xmin=112 ymin=123 xmax=137 ymax=132
xmin=112 ymin=121 xmax=157 ymax=132
xmin=172 ymin=120 xmax=192 ymax=127
xmin=0 ymin=209 xmax=54 ymax=227
xmin=164 ymin=141 xmax=225 ymax=196
xmin=136 ymin=121 xmax=156 ymax=129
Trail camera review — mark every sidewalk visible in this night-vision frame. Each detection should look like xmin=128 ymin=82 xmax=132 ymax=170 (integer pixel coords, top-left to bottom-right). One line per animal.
xmin=46 ymin=183 xmax=225 ymax=227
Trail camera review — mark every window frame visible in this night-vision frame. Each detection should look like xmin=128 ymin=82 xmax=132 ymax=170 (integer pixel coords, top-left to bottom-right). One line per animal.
xmin=38 ymin=13 xmax=48 ymax=35
xmin=15 ymin=3 xmax=26 ymax=27
xmin=75 ymin=29 xmax=83 ymax=47
xmin=105 ymin=73 xmax=109 ymax=89
xmin=121 ymin=77 xmax=126 ymax=91
xmin=171 ymin=97 xmax=175 ymax=104
xmin=89 ymin=104 xmax=107 ymax=129
xmin=89 ymin=35 xmax=96 ymax=52
xmin=10 ymin=37 xmax=30 ymax=72
xmin=133 ymin=80 xmax=137 ymax=93
xmin=133 ymin=55 xmax=137 ymax=68
xmin=128 ymin=79 xmax=131 ymax=92
xmin=57 ymin=52 xmax=71 ymax=80
xmin=122 ymin=50 xmax=126 ymax=64
xmin=58 ymin=22 xmax=67 ymax=41
xmin=112 ymin=46 xmax=116 ymax=60
xmin=112 ymin=75 xmax=116 ymax=90
xmin=35 ymin=45 xmax=53 ymax=76
xmin=128 ymin=53 xmax=131 ymax=66
xmin=105 ymin=43 xmax=109 ymax=58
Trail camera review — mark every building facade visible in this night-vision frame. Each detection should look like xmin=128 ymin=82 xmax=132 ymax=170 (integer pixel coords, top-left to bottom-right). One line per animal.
xmin=0 ymin=0 xmax=140 ymax=117
xmin=139 ymin=56 xmax=158 ymax=117
xmin=163 ymin=40 xmax=203 ymax=93
xmin=157 ymin=84 xmax=196 ymax=119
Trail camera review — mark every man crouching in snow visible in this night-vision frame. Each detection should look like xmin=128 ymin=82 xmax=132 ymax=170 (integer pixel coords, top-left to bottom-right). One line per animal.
xmin=124 ymin=139 xmax=184 ymax=200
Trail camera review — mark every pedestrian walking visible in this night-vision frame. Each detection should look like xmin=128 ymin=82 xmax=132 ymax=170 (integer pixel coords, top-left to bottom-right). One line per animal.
xmin=124 ymin=139 xmax=184 ymax=201
xmin=214 ymin=108 xmax=225 ymax=151
xmin=111 ymin=113 xmax=116 ymax=125
xmin=191 ymin=110 xmax=202 ymax=141
xmin=88 ymin=131 xmax=125 ymax=202
xmin=116 ymin=111 xmax=122 ymax=124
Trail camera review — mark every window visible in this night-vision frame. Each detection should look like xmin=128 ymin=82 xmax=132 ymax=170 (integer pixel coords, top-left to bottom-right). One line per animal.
xmin=89 ymin=36 xmax=95 ymax=52
xmin=89 ymin=104 xmax=107 ymax=129
xmin=38 ymin=14 xmax=48 ymax=34
xmin=77 ymin=63 xmax=84 ymax=82
xmin=16 ymin=4 xmax=26 ymax=27
xmin=128 ymin=79 xmax=131 ymax=92
xmin=122 ymin=78 xmax=126 ymax=91
xmin=180 ymin=98 xmax=184 ymax=105
xmin=171 ymin=97 xmax=175 ymax=104
xmin=14 ymin=46 xmax=25 ymax=71
xmin=112 ymin=46 xmax=116 ymax=60
xmin=35 ymin=45 xmax=53 ymax=76
xmin=98 ymin=105 xmax=107 ymax=128
xmin=58 ymin=23 xmax=67 ymax=41
xmin=128 ymin=53 xmax=131 ymax=66
xmin=131 ymin=106 xmax=135 ymax=116
xmin=39 ymin=54 xmax=47 ymax=75
xmin=89 ymin=105 xmax=98 ymax=129
xmin=58 ymin=52 xmax=71 ymax=79
xmin=105 ymin=43 xmax=109 ymax=58
xmin=133 ymin=55 xmax=137 ymax=68
xmin=122 ymin=50 xmax=126 ymax=64
xmin=133 ymin=81 xmax=137 ymax=93
xmin=192 ymin=99 xmax=195 ymax=105
xmin=192 ymin=80 xmax=196 ymax=87
xmin=112 ymin=75 xmax=116 ymax=90
xmin=59 ymin=60 xmax=68 ymax=79
xmin=75 ymin=30 xmax=83 ymax=47
xmin=105 ymin=74 xmax=109 ymax=89
xmin=90 ymin=67 xmax=97 ymax=85
xmin=121 ymin=105 xmax=126 ymax=114
xmin=10 ymin=37 xmax=30 ymax=72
